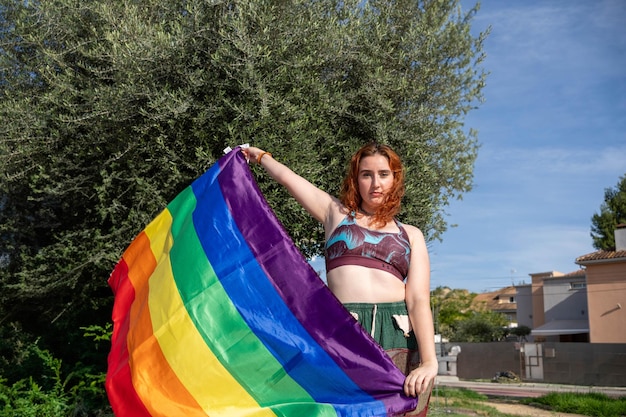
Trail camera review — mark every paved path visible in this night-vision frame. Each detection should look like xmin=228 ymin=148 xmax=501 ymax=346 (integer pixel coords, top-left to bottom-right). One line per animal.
xmin=435 ymin=375 xmax=626 ymax=399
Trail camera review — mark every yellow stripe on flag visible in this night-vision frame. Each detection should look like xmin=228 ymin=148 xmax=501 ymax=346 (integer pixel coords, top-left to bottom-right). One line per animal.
xmin=144 ymin=209 xmax=276 ymax=417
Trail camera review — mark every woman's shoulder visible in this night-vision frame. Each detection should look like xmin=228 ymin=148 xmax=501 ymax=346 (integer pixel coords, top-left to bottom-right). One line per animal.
xmin=398 ymin=222 xmax=425 ymax=243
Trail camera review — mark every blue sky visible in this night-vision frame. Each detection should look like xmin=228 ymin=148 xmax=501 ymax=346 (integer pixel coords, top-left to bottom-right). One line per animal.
xmin=310 ymin=0 xmax=626 ymax=294
xmin=428 ymin=0 xmax=626 ymax=292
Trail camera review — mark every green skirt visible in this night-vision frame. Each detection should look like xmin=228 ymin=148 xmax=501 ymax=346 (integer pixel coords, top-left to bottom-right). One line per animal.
xmin=344 ymin=301 xmax=432 ymax=415
xmin=343 ymin=301 xmax=420 ymax=375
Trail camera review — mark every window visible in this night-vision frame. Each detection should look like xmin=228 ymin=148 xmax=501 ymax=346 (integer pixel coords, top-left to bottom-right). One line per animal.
xmin=570 ymin=282 xmax=586 ymax=290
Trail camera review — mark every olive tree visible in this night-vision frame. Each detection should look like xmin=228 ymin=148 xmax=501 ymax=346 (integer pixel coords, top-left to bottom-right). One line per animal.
xmin=0 ymin=0 xmax=487 ymax=366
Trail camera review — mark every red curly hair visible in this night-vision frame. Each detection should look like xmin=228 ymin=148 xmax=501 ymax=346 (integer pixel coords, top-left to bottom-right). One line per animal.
xmin=340 ymin=143 xmax=405 ymax=227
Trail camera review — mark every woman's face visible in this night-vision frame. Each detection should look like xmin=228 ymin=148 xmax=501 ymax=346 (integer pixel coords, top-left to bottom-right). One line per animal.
xmin=357 ymin=154 xmax=394 ymax=211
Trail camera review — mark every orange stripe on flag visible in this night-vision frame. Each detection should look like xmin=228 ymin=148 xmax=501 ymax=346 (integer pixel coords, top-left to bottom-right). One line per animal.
xmin=125 ymin=215 xmax=207 ymax=417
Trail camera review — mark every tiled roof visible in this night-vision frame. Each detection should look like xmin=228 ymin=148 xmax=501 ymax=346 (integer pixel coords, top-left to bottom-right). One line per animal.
xmin=576 ymin=250 xmax=626 ymax=263
xmin=472 ymin=286 xmax=517 ymax=312
xmin=562 ymin=269 xmax=586 ymax=277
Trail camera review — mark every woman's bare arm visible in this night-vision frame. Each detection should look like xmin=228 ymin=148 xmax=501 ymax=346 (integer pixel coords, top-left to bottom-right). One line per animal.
xmin=403 ymin=225 xmax=438 ymax=397
xmin=243 ymin=147 xmax=340 ymax=226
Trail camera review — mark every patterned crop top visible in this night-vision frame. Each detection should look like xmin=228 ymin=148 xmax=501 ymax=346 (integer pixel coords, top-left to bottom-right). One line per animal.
xmin=324 ymin=214 xmax=411 ymax=280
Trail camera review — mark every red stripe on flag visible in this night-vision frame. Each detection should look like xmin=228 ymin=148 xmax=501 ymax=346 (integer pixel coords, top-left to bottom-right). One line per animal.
xmin=106 ymin=257 xmax=152 ymax=416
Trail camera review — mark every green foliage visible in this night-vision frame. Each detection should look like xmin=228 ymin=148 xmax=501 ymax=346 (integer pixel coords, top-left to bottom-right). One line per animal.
xmin=64 ymin=365 xmax=110 ymax=417
xmin=0 ymin=323 xmax=37 ymax=385
xmin=430 ymin=387 xmax=512 ymax=417
xmin=434 ymin=388 xmax=626 ymax=417
xmin=591 ymin=174 xmax=626 ymax=250
xmin=508 ymin=324 xmax=531 ymax=340
xmin=0 ymin=377 xmax=69 ymax=417
xmin=0 ymin=326 xmax=110 ymax=416
xmin=81 ymin=324 xmax=112 ymax=347
xmin=1 ymin=1 xmax=487 ymax=413
xmin=449 ymin=310 xmax=508 ymax=342
xmin=437 ymin=386 xmax=487 ymax=402
xmin=431 ymin=286 xmax=476 ymax=339
xmin=432 ymin=287 xmax=519 ymax=342
xmin=523 ymin=392 xmax=626 ymax=417
xmin=0 ymin=344 xmax=69 ymax=417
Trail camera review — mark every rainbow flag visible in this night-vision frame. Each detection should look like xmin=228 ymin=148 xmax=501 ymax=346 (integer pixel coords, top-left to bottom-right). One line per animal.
xmin=106 ymin=147 xmax=419 ymax=416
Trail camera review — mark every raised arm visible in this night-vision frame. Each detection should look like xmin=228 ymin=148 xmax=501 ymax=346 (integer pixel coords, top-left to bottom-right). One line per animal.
xmin=242 ymin=147 xmax=339 ymax=225
xmin=403 ymin=225 xmax=438 ymax=397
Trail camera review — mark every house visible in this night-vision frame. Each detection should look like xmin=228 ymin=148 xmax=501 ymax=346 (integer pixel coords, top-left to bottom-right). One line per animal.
xmin=471 ymin=285 xmax=518 ymax=327
xmin=518 ymin=225 xmax=626 ymax=343
xmin=575 ymin=225 xmax=626 ymax=343
xmin=527 ymin=270 xmax=589 ymax=342
xmin=451 ymin=227 xmax=626 ymax=385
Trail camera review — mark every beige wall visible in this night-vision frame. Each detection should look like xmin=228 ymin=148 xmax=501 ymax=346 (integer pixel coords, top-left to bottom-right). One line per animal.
xmin=530 ymin=272 xmax=562 ymax=329
xmin=586 ymin=262 xmax=626 ymax=343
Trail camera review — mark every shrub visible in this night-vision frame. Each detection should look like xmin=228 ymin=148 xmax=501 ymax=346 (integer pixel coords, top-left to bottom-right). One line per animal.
xmin=525 ymin=392 xmax=626 ymax=417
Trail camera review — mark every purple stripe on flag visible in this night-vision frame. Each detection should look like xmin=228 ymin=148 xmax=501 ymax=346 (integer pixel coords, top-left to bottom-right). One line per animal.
xmin=217 ymin=150 xmax=417 ymax=414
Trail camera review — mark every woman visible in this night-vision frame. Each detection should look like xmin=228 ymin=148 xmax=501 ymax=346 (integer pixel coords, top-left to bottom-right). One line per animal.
xmin=242 ymin=143 xmax=437 ymax=405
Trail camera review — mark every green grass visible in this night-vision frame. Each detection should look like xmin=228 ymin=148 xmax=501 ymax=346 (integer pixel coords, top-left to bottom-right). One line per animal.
xmin=521 ymin=392 xmax=626 ymax=417
xmin=428 ymin=386 xmax=513 ymax=416
xmin=426 ymin=387 xmax=626 ymax=417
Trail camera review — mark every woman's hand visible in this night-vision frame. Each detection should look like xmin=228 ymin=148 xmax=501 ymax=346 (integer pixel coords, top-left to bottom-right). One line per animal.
xmin=403 ymin=359 xmax=438 ymax=397
xmin=241 ymin=146 xmax=264 ymax=165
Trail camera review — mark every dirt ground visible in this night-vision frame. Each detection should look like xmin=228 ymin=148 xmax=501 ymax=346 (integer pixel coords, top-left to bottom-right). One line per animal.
xmin=482 ymin=400 xmax=587 ymax=417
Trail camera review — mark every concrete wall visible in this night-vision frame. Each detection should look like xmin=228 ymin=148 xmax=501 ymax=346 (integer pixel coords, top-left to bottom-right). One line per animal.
xmin=541 ymin=342 xmax=626 ymax=386
xmin=453 ymin=342 xmax=522 ymax=380
xmin=515 ymin=285 xmax=533 ymax=331
xmin=450 ymin=342 xmax=626 ymax=387
xmin=543 ymin=276 xmax=588 ymax=322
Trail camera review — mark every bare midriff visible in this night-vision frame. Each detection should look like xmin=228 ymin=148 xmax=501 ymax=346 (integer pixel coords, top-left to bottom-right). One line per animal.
xmin=326 ymin=264 xmax=406 ymax=304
